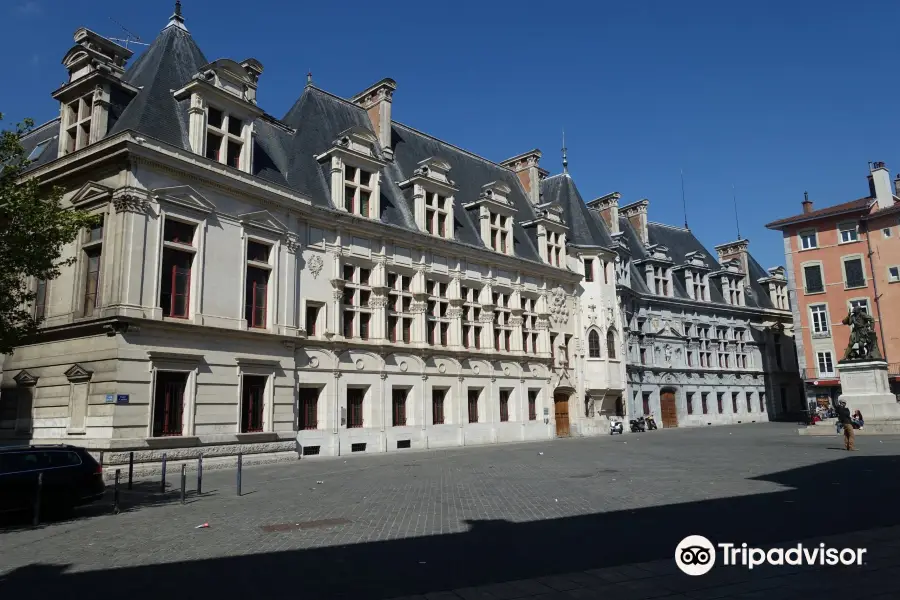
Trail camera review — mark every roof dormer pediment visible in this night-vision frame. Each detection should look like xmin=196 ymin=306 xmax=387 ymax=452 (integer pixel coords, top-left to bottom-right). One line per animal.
xmin=463 ymin=181 xmax=517 ymax=215
xmin=399 ymin=156 xmax=458 ymax=193
xmin=315 ymin=126 xmax=386 ymax=170
xmin=521 ymin=201 xmax=567 ymax=231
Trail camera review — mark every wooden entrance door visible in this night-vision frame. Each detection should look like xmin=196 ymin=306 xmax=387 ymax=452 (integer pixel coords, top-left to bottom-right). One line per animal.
xmin=660 ymin=391 xmax=678 ymax=428
xmin=554 ymin=394 xmax=570 ymax=437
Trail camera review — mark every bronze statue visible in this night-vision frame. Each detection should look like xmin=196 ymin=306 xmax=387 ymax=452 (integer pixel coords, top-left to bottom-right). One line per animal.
xmin=841 ymin=307 xmax=881 ymax=361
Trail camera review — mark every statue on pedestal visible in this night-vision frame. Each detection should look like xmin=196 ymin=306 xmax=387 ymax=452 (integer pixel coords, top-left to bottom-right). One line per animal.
xmin=841 ymin=308 xmax=881 ymax=361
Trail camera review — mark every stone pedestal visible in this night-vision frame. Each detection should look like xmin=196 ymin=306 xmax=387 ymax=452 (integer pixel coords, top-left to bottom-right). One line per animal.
xmin=837 ymin=360 xmax=900 ymax=420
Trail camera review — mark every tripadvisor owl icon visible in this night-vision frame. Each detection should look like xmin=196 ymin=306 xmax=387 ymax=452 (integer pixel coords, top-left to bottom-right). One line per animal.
xmin=675 ymin=535 xmax=716 ymax=576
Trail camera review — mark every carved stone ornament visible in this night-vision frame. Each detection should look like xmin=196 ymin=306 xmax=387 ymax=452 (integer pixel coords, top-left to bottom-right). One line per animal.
xmin=13 ymin=370 xmax=38 ymax=386
xmin=410 ymin=301 xmax=428 ymax=314
xmin=284 ymin=236 xmax=301 ymax=254
xmin=308 ymin=356 xmax=320 ymax=368
xmin=355 ymin=359 xmax=364 ymax=370
xmin=368 ymin=296 xmax=389 ymax=309
xmin=438 ymin=363 xmax=446 ymax=374
xmin=308 ymin=254 xmax=324 ymax=279
xmin=400 ymin=361 xmax=408 ymax=372
xmin=113 ymin=194 xmax=149 ymax=214
xmin=64 ymin=364 xmax=93 ymax=383
xmin=549 ymin=286 xmax=570 ymax=325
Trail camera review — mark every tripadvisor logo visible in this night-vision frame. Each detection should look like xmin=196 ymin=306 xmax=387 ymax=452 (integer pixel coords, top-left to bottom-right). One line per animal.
xmin=674 ymin=536 xmax=867 ymax=575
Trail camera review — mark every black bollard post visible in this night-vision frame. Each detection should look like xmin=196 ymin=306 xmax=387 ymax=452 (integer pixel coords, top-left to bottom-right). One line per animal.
xmin=197 ymin=455 xmax=203 ymax=496
xmin=236 ymin=452 xmax=242 ymax=497
xmin=99 ymin=451 xmax=104 ymax=470
xmin=180 ymin=464 xmax=186 ymax=504
xmin=114 ymin=469 xmax=121 ymax=514
xmin=32 ymin=472 xmax=43 ymax=527
xmin=160 ymin=453 xmax=167 ymax=494
xmin=127 ymin=451 xmax=134 ymax=490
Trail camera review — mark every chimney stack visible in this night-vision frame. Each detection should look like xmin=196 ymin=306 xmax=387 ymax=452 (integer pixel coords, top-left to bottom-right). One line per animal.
xmin=352 ymin=78 xmax=397 ymax=160
xmin=586 ymin=192 xmax=621 ymax=234
xmin=500 ymin=150 xmax=546 ymax=204
xmin=868 ymin=161 xmax=894 ymax=210
xmin=894 ymin=173 xmax=900 ymax=197
xmin=801 ymin=191 xmax=813 ymax=214
xmin=620 ymin=199 xmax=649 ymax=245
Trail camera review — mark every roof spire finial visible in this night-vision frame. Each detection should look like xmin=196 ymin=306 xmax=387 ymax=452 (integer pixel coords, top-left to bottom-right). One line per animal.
xmin=562 ymin=129 xmax=568 ymax=174
xmin=307 ymin=70 xmax=312 ymax=86
xmin=165 ymin=0 xmax=188 ymax=31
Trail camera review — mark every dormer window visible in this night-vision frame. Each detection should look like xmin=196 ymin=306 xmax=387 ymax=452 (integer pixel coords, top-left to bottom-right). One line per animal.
xmin=547 ymin=231 xmax=564 ymax=267
xmin=205 ymin=106 xmax=245 ymax=169
xmin=344 ymin=165 xmax=373 ymax=217
xmin=63 ymin=94 xmax=93 ymax=154
xmin=652 ymin=266 xmax=671 ymax=296
xmin=425 ymin=192 xmax=450 ymax=237
xmin=722 ymin=277 xmax=745 ymax=306
xmin=692 ymin=275 xmax=707 ymax=300
xmin=490 ymin=213 xmax=511 ymax=253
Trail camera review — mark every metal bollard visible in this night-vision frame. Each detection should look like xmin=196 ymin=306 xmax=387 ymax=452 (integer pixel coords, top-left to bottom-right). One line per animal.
xmin=114 ymin=469 xmax=121 ymax=514
xmin=127 ymin=451 xmax=134 ymax=490
xmin=160 ymin=453 xmax=167 ymax=493
xmin=99 ymin=451 xmax=104 ymax=469
xmin=33 ymin=472 xmax=43 ymax=527
xmin=236 ymin=452 xmax=242 ymax=497
xmin=197 ymin=456 xmax=203 ymax=496
xmin=180 ymin=464 xmax=186 ymax=504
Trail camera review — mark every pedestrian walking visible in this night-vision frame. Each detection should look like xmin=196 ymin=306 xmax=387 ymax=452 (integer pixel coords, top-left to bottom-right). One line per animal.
xmin=836 ymin=401 xmax=855 ymax=451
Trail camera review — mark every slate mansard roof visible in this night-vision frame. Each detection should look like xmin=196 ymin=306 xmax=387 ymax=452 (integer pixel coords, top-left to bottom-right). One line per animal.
xmin=22 ymin=19 xmax=546 ymax=263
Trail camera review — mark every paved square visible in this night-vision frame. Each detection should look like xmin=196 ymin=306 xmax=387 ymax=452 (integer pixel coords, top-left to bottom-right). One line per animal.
xmin=2 ymin=423 xmax=899 ymax=599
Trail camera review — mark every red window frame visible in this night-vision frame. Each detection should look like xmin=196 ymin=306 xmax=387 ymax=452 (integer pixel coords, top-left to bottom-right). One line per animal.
xmin=245 ymin=267 xmax=268 ymax=328
xmin=392 ymin=389 xmax=407 ymax=426
xmin=402 ymin=318 xmax=412 ymax=343
xmin=160 ymin=248 xmax=192 ymax=319
xmin=240 ymin=375 xmax=266 ymax=433
xmin=298 ymin=388 xmax=319 ymax=430
xmin=152 ymin=371 xmax=187 ymax=437
xmin=467 ymin=390 xmax=479 ymax=423
xmin=499 ymin=390 xmax=510 ymax=422
xmin=347 ymin=389 xmax=364 ymax=428
xmin=432 ymin=389 xmax=445 ymax=425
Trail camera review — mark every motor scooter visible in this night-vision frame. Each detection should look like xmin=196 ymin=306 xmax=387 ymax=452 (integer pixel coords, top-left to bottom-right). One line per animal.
xmin=629 ymin=416 xmax=646 ymax=433
xmin=646 ymin=416 xmax=658 ymax=430
xmin=609 ymin=420 xmax=624 ymax=435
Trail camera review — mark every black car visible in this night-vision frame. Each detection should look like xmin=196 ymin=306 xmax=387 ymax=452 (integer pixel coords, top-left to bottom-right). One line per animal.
xmin=0 ymin=445 xmax=105 ymax=516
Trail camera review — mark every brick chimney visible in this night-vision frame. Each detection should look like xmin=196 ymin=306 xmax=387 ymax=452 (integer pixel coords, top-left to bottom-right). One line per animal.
xmin=715 ymin=238 xmax=751 ymax=286
xmin=352 ymin=78 xmax=396 ymax=160
xmin=620 ymin=199 xmax=649 ymax=245
xmin=500 ymin=150 xmax=547 ymax=204
xmin=867 ymin=161 xmax=894 ymax=209
xmin=801 ymin=191 xmax=813 ymax=214
xmin=586 ymin=192 xmax=621 ymax=234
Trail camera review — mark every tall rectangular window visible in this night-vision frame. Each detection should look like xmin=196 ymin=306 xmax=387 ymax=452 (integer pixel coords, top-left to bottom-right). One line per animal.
xmin=387 ymin=272 xmax=413 ymax=344
xmin=432 ymin=389 xmax=445 ymax=425
xmin=843 ymin=257 xmax=865 ymax=288
xmin=344 ymin=165 xmax=373 ymax=218
xmin=424 ymin=191 xmax=450 ymax=237
xmin=160 ymin=218 xmax=196 ymax=319
xmin=34 ymin=279 xmax=48 ymax=320
xmin=546 ymin=230 xmax=563 ymax=266
xmin=152 ymin=371 xmax=187 ymax=437
xmin=803 ymin=264 xmax=824 ymax=294
xmin=528 ymin=390 xmax=538 ymax=421
xmin=759 ymin=392 xmax=766 ymax=414
xmin=240 ymin=375 xmax=266 ymax=433
xmin=686 ymin=392 xmax=694 ymax=415
xmin=701 ymin=393 xmax=709 ymax=415
xmin=392 ymin=388 xmax=408 ymax=426
xmin=810 ymin=304 xmax=829 ymax=334
xmin=298 ymin=388 xmax=319 ymax=430
xmin=205 ymin=106 xmax=244 ymax=169
xmin=817 ymin=351 xmax=835 ymax=376
xmin=584 ymin=258 xmax=594 ymax=282
xmin=342 ymin=264 xmax=372 ymax=339
xmin=467 ymin=389 xmax=479 ymax=423
xmin=642 ymin=392 xmax=651 ymax=416
xmin=82 ymin=217 xmax=104 ymax=316
xmin=490 ymin=213 xmax=511 ymax=254
xmin=63 ymin=94 xmax=93 ymax=154
xmin=732 ymin=392 xmax=739 ymax=414
xmin=499 ymin=390 xmax=510 ymax=422
xmin=306 ymin=304 xmax=321 ymax=337
xmin=245 ymin=241 xmax=271 ymax=329
xmin=716 ymin=393 xmax=724 ymax=414
xmin=492 ymin=291 xmax=512 ymax=351
xmin=347 ymin=388 xmax=364 ymax=428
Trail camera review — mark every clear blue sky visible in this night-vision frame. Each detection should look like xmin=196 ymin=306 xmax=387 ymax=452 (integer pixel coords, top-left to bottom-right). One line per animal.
xmin=4 ymin=0 xmax=898 ymax=268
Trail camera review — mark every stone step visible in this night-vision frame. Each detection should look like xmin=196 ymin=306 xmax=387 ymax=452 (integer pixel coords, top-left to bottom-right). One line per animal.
xmin=798 ymin=420 xmax=900 ymax=436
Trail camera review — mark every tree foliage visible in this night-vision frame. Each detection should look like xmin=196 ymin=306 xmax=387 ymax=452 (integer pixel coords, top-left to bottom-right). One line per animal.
xmin=0 ymin=114 xmax=97 ymax=354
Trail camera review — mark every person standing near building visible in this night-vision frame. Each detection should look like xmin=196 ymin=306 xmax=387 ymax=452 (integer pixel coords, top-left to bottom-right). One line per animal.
xmin=836 ymin=401 xmax=855 ymax=451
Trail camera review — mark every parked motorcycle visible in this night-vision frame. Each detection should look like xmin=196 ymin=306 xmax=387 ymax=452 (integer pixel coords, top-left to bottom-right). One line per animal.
xmin=646 ymin=416 xmax=658 ymax=430
xmin=630 ymin=417 xmax=646 ymax=433
xmin=609 ymin=420 xmax=624 ymax=435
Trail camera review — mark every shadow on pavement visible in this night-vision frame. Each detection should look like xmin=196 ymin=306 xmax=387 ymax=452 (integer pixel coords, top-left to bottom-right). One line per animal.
xmin=1 ymin=454 xmax=897 ymax=599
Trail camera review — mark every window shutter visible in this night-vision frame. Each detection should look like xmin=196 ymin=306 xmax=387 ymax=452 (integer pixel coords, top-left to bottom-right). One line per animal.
xmin=844 ymin=259 xmax=865 ymax=288
xmin=804 ymin=265 xmax=824 ymax=293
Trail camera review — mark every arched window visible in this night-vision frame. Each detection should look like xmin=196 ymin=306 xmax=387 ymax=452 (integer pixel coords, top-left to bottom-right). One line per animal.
xmin=607 ymin=330 xmax=617 ymax=359
xmin=588 ymin=330 xmax=601 ymax=358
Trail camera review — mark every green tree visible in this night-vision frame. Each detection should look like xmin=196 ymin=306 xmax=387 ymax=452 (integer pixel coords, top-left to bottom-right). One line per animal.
xmin=1 ymin=114 xmax=97 ymax=354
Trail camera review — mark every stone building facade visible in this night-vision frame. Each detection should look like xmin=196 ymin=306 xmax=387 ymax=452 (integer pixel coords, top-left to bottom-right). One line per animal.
xmin=0 ymin=8 xmax=624 ymax=460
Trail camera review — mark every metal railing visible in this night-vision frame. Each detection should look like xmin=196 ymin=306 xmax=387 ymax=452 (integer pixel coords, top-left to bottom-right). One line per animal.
xmin=802 ymin=367 xmax=839 ymax=381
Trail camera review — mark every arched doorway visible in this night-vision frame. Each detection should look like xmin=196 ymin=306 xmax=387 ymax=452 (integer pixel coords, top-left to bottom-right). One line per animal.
xmin=553 ymin=389 xmax=572 ymax=437
xmin=660 ymin=388 xmax=678 ymax=428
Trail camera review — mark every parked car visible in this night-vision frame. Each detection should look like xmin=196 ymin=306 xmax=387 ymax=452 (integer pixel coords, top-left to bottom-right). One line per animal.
xmin=0 ymin=445 xmax=105 ymax=516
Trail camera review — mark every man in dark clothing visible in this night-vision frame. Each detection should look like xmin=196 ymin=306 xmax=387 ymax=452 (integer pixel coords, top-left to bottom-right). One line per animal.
xmin=836 ymin=401 xmax=855 ymax=451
